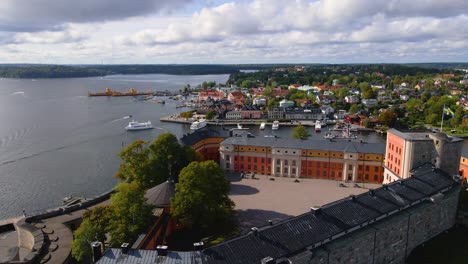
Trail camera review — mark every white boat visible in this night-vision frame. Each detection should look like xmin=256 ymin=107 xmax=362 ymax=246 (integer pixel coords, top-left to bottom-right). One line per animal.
xmin=324 ymin=132 xmax=336 ymax=139
xmin=315 ymin=120 xmax=322 ymax=133
xmin=125 ymin=120 xmax=153 ymax=131
xmin=259 ymin=122 xmax=266 ymax=130
xmin=236 ymin=124 xmax=249 ymax=130
xmin=272 ymin=120 xmax=279 ymax=130
xmin=190 ymin=119 xmax=207 ymax=130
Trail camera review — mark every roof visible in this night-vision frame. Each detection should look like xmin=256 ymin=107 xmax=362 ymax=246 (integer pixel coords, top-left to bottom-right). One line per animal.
xmin=144 ymin=180 xmax=175 ymax=208
xmin=388 ymin=128 xmax=463 ymax=143
xmin=98 ymin=164 xmax=456 ymax=264
xmin=180 ymin=129 xmax=230 ymax=146
xmin=220 ymin=137 xmax=386 ymax=155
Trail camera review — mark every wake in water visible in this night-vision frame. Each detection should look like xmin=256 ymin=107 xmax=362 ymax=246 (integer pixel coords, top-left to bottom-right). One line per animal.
xmin=11 ymin=91 xmax=25 ymax=95
xmin=110 ymin=115 xmax=132 ymax=123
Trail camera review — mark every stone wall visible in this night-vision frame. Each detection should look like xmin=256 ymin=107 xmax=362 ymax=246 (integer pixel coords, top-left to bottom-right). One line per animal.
xmin=290 ymin=186 xmax=460 ymax=264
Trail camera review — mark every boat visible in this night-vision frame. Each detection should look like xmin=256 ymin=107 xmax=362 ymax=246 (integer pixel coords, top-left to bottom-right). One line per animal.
xmin=315 ymin=120 xmax=322 ymax=133
xmin=125 ymin=120 xmax=154 ymax=131
xmin=259 ymin=122 xmax=266 ymax=130
xmin=236 ymin=124 xmax=249 ymax=130
xmin=272 ymin=120 xmax=279 ymax=130
xmin=190 ymin=119 xmax=207 ymax=130
xmin=324 ymin=132 xmax=336 ymax=139
xmin=88 ymin=87 xmax=153 ymax=97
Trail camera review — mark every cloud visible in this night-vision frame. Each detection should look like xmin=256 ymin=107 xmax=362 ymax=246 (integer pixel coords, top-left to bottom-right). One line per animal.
xmin=0 ymin=0 xmax=192 ymax=32
xmin=13 ymin=27 xmax=86 ymax=44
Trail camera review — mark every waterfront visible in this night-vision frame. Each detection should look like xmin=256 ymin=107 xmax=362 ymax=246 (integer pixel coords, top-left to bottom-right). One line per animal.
xmin=0 ymin=74 xmax=466 ymax=220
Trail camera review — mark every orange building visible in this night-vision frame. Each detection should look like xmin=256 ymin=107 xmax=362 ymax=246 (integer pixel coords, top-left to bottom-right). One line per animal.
xmin=180 ymin=129 xmax=230 ymax=162
xmin=384 ymin=129 xmax=463 ymax=184
xmin=460 ymin=153 xmax=468 ymax=180
xmin=220 ymin=137 xmax=386 ymax=184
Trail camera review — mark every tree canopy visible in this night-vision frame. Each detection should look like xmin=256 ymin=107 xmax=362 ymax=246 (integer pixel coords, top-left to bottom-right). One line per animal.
xmin=116 ymin=133 xmax=202 ymax=188
xmin=171 ymin=161 xmax=235 ymax=229
xmin=292 ymin=125 xmax=310 ymax=140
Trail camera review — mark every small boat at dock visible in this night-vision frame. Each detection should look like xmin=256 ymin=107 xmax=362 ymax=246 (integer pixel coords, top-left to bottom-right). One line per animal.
xmin=259 ymin=122 xmax=266 ymax=130
xmin=315 ymin=120 xmax=322 ymax=133
xmin=272 ymin=120 xmax=279 ymax=130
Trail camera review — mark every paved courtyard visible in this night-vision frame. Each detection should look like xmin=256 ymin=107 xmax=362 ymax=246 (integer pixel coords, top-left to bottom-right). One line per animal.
xmin=227 ymin=173 xmax=381 ymax=232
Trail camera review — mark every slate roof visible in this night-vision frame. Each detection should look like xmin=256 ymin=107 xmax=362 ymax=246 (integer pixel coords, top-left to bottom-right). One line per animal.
xmin=221 ymin=137 xmax=386 ymax=155
xmin=144 ymin=180 xmax=175 ymax=208
xmin=97 ymin=164 xmax=455 ymax=264
xmin=180 ymin=129 xmax=231 ymax=146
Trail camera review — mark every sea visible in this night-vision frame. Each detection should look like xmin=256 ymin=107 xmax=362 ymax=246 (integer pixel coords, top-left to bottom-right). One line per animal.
xmin=0 ymin=74 xmax=466 ymax=219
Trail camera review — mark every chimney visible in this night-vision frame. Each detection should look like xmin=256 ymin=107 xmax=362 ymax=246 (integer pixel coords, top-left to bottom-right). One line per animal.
xmin=193 ymin=242 xmax=204 ymax=251
xmin=156 ymin=245 xmax=168 ymax=256
xmin=91 ymin=242 xmax=102 ymax=263
xmin=310 ymin=206 xmax=321 ymax=215
xmin=261 ymin=256 xmax=275 ymax=264
xmin=121 ymin=243 xmax=130 ymax=255
xmin=251 ymin=227 xmax=259 ymax=236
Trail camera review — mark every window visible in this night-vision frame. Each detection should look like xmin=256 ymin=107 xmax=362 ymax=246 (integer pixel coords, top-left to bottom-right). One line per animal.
xmin=247 ymin=165 xmax=251 ymax=170
xmin=366 ymin=166 xmax=370 ymax=171
xmin=292 ymin=168 xmax=296 ymax=174
xmin=365 ymin=174 xmax=369 ymax=180
xmin=348 ymin=165 xmax=353 ymax=170
xmin=254 ymin=157 xmax=257 ymax=162
xmin=331 ymin=171 xmax=335 ymax=177
xmin=374 ymin=167 xmax=379 ymax=172
xmin=374 ymin=175 xmax=378 ymax=181
xmin=317 ymin=162 xmax=321 ymax=168
xmin=284 ymin=167 xmax=288 ymax=173
xmin=347 ymin=174 xmax=352 ymax=181
xmin=285 ymin=151 xmax=288 ymax=154
xmin=317 ymin=170 xmax=320 ymax=176
xmin=247 ymin=157 xmax=251 ymax=162
xmin=240 ymin=156 xmax=244 ymax=161
xmin=284 ymin=160 xmax=289 ymax=165
xmin=309 ymin=161 xmax=313 ymax=167
xmin=226 ymin=163 xmax=230 ymax=169
xmin=253 ymin=165 xmax=257 ymax=170
xmin=323 ymin=171 xmax=327 ymax=176
xmin=323 ymin=163 xmax=327 ymax=168
xmin=292 ymin=160 xmax=296 ymax=166
xmin=308 ymin=170 xmax=312 ymax=175
xmin=226 ymin=155 xmax=230 ymax=160
xmin=276 ymin=167 xmax=280 ymax=173
xmin=332 ymin=163 xmax=336 ymax=168
xmin=359 ymin=165 xmax=363 ymax=170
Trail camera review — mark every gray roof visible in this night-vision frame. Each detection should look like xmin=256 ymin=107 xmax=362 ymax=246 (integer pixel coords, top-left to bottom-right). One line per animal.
xmin=221 ymin=137 xmax=386 ymax=154
xmin=144 ymin=181 xmax=175 ymax=208
xmin=388 ymin=129 xmax=463 ymax=143
xmin=180 ymin=129 xmax=231 ymax=147
xmin=98 ymin=164 xmax=455 ymax=264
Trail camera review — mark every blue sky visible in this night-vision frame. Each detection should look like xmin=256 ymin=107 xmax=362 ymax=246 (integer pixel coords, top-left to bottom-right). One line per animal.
xmin=0 ymin=0 xmax=467 ymax=64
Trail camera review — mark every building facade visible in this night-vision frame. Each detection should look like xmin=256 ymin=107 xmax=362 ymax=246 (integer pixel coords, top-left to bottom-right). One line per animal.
xmin=383 ymin=129 xmax=463 ymax=184
xmin=180 ymin=130 xmax=230 ymax=162
xmin=459 ymin=152 xmax=468 ymax=179
xmin=219 ymin=137 xmax=385 ymax=183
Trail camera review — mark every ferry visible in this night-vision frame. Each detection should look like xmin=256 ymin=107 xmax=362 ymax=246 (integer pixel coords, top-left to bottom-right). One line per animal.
xmin=259 ymin=122 xmax=266 ymax=130
xmin=125 ymin=120 xmax=154 ymax=131
xmin=190 ymin=119 xmax=207 ymax=130
xmin=272 ymin=120 xmax=279 ymax=130
xmin=315 ymin=120 xmax=322 ymax=133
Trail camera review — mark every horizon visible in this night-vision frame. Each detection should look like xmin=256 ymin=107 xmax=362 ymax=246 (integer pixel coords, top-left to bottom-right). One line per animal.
xmin=0 ymin=0 xmax=467 ymax=64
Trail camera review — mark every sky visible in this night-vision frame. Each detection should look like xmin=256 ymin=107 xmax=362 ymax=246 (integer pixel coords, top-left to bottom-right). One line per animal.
xmin=0 ymin=0 xmax=467 ymax=64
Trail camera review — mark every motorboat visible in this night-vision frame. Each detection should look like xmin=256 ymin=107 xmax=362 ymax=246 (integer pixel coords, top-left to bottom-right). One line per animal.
xmin=236 ymin=124 xmax=249 ymax=130
xmin=190 ymin=119 xmax=207 ymax=130
xmin=272 ymin=120 xmax=279 ymax=130
xmin=125 ymin=120 xmax=154 ymax=131
xmin=315 ymin=120 xmax=322 ymax=133
xmin=324 ymin=132 xmax=336 ymax=139
xmin=259 ymin=122 xmax=266 ymax=130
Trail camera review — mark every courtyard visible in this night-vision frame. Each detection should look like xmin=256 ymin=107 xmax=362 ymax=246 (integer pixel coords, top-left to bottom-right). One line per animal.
xmin=227 ymin=173 xmax=381 ymax=232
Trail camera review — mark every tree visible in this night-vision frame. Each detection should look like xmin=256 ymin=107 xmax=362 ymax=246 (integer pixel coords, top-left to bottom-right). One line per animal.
xmin=206 ymin=111 xmax=216 ymax=120
xmin=349 ymin=104 xmax=362 ymax=114
xmin=171 ymin=161 xmax=234 ymax=229
xmin=292 ymin=125 xmax=310 ymax=140
xmin=72 ymin=206 xmax=111 ymax=262
xmin=107 ymin=182 xmax=153 ymax=246
xmin=71 ymin=219 xmax=99 ymax=262
xmin=115 ymin=133 xmax=201 ymax=188
xmin=378 ymin=110 xmax=396 ymax=126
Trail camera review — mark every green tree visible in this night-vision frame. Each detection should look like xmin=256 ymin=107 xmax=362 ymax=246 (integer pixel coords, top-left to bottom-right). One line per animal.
xmin=206 ymin=111 xmax=216 ymax=120
xmin=171 ymin=161 xmax=234 ymax=229
xmin=107 ymin=182 xmax=153 ymax=246
xmin=292 ymin=125 xmax=310 ymax=140
xmin=349 ymin=104 xmax=362 ymax=114
xmin=116 ymin=133 xmax=201 ymax=188
xmin=71 ymin=219 xmax=99 ymax=262
xmin=378 ymin=110 xmax=396 ymax=126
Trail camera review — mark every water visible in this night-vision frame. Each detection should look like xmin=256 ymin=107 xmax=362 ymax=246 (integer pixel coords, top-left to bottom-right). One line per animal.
xmin=0 ymin=74 xmax=466 ymax=219
xmin=0 ymin=74 xmax=229 ymax=219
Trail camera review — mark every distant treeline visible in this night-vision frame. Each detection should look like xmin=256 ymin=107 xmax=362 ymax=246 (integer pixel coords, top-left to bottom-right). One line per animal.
xmin=0 ymin=63 xmax=465 ymax=79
